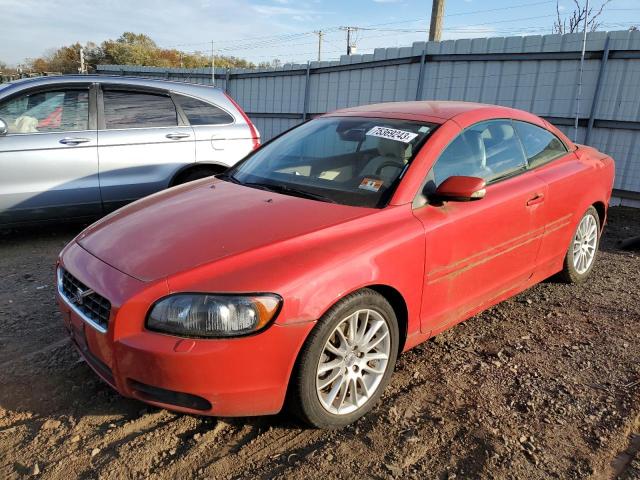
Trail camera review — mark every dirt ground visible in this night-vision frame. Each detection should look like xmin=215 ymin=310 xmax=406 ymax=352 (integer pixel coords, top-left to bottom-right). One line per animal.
xmin=0 ymin=207 xmax=638 ymax=480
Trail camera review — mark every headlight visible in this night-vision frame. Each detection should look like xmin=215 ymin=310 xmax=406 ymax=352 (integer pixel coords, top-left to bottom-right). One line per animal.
xmin=147 ymin=294 xmax=282 ymax=338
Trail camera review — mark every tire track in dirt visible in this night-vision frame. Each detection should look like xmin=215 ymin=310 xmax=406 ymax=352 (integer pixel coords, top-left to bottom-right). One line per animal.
xmin=0 ymin=337 xmax=69 ymax=370
xmin=201 ymin=427 xmax=325 ymax=479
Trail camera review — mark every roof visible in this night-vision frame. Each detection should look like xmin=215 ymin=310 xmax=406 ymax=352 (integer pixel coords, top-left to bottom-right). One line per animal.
xmin=329 ymin=101 xmax=509 ymax=123
xmin=0 ymin=74 xmax=229 ymax=104
xmin=1 ymin=74 xmax=223 ymax=88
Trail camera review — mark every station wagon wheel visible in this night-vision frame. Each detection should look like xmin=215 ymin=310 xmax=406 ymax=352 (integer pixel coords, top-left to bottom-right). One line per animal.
xmin=558 ymin=206 xmax=601 ymax=284
xmin=289 ymin=289 xmax=399 ymax=428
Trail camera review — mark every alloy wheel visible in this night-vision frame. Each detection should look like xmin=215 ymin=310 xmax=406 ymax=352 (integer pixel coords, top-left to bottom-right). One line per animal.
xmin=573 ymin=213 xmax=598 ymax=274
xmin=315 ymin=309 xmax=391 ymax=415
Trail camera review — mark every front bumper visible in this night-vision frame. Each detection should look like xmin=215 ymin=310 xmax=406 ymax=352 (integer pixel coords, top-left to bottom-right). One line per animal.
xmin=57 ymin=242 xmax=314 ymax=417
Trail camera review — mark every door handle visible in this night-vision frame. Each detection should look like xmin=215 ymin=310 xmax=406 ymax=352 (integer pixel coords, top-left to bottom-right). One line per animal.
xmin=59 ymin=137 xmax=90 ymax=145
xmin=166 ymin=132 xmax=190 ymax=140
xmin=526 ymin=193 xmax=545 ymax=206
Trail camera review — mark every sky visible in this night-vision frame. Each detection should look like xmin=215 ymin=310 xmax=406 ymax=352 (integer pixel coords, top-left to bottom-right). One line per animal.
xmin=1 ymin=0 xmax=639 ymax=67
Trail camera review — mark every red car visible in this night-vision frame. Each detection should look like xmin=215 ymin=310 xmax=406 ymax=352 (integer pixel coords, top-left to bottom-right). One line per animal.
xmin=56 ymin=101 xmax=614 ymax=428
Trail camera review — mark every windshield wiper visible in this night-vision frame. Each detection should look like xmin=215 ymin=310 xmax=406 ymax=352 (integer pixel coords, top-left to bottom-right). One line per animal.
xmin=216 ymin=172 xmax=243 ymax=185
xmin=243 ymin=182 xmax=337 ymax=203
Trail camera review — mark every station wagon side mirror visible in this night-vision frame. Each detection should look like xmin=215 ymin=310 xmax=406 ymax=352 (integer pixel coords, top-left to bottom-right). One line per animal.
xmin=0 ymin=118 xmax=7 ymax=136
xmin=432 ymin=176 xmax=486 ymax=202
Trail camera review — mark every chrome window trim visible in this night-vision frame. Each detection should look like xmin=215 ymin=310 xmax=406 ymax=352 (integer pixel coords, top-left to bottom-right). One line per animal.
xmin=57 ymin=267 xmax=108 ymax=334
xmin=1 ymin=128 xmax=95 ymax=137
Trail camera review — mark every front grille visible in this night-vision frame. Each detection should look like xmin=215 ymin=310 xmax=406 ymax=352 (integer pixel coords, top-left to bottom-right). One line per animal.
xmin=59 ymin=268 xmax=111 ymax=331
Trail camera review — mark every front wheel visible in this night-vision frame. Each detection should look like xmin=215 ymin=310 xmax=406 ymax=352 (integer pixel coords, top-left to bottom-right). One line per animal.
xmin=289 ymin=289 xmax=399 ymax=428
xmin=558 ymin=206 xmax=601 ymax=284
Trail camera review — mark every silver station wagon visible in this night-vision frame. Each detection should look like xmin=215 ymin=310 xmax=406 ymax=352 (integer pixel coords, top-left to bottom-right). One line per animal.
xmin=0 ymin=75 xmax=259 ymax=226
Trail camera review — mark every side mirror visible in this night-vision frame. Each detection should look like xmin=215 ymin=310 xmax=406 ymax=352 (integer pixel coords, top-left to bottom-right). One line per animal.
xmin=0 ymin=118 xmax=7 ymax=136
xmin=432 ymin=176 xmax=486 ymax=202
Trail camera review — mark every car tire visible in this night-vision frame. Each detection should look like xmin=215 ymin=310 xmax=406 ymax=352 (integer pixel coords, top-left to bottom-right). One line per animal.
xmin=557 ymin=206 xmax=601 ymax=284
xmin=289 ymin=289 xmax=399 ymax=428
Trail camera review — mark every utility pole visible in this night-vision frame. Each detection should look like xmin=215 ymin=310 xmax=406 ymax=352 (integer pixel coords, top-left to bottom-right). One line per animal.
xmin=340 ymin=27 xmax=358 ymax=55
xmin=429 ymin=0 xmax=446 ymax=41
xmin=211 ymin=40 xmax=215 ymax=86
xmin=79 ymin=46 xmax=86 ymax=74
xmin=314 ymin=30 xmax=324 ymax=61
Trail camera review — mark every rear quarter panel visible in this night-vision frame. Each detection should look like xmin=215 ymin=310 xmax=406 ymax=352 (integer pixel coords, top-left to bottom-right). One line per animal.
xmin=532 ymin=145 xmax=614 ymax=274
xmin=193 ymin=123 xmax=254 ymax=167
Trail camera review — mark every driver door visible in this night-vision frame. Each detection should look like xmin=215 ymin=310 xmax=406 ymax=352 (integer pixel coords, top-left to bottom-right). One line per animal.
xmin=413 ymin=119 xmax=548 ymax=333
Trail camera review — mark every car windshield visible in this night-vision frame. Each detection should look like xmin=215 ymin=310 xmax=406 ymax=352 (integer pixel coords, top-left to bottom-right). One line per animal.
xmin=225 ymin=116 xmax=436 ymax=208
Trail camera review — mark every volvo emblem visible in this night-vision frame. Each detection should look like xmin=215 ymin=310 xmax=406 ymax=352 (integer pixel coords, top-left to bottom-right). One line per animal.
xmin=70 ymin=287 xmax=94 ymax=305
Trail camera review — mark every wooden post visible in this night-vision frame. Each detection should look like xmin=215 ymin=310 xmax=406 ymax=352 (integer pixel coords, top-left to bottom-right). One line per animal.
xmin=429 ymin=0 xmax=446 ymax=42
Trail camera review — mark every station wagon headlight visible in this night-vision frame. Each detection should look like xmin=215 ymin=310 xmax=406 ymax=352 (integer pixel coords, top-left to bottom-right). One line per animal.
xmin=147 ymin=294 xmax=282 ymax=338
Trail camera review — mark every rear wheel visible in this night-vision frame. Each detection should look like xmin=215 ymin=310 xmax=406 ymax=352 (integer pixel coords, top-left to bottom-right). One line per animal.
xmin=558 ymin=206 xmax=600 ymax=284
xmin=289 ymin=289 xmax=399 ymax=428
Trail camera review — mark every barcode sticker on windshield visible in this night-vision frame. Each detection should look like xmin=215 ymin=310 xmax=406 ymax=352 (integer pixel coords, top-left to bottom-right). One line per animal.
xmin=366 ymin=126 xmax=418 ymax=143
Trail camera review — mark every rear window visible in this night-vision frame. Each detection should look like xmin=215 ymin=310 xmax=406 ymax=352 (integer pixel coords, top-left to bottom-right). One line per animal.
xmin=176 ymin=95 xmax=234 ymax=125
xmin=103 ymin=90 xmax=178 ymax=129
xmin=514 ymin=121 xmax=567 ymax=168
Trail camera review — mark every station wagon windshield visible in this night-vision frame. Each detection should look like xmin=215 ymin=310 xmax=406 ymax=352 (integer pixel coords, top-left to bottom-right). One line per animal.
xmin=224 ymin=117 xmax=435 ymax=208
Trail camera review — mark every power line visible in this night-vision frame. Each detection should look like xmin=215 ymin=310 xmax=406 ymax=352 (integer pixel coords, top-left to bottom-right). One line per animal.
xmin=160 ymin=0 xmax=562 ymax=53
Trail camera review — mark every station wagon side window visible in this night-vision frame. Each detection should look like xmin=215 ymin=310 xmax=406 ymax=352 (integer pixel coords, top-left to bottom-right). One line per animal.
xmin=103 ymin=90 xmax=178 ymax=129
xmin=429 ymin=119 xmax=527 ymax=189
xmin=0 ymin=88 xmax=89 ymax=134
xmin=175 ymin=94 xmax=234 ymax=125
xmin=513 ymin=120 xmax=568 ymax=169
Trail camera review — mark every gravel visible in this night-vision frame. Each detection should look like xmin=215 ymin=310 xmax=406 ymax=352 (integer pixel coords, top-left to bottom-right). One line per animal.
xmin=0 ymin=207 xmax=638 ymax=479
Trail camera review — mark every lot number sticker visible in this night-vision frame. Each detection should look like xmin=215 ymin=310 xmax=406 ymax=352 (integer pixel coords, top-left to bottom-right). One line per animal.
xmin=366 ymin=126 xmax=418 ymax=143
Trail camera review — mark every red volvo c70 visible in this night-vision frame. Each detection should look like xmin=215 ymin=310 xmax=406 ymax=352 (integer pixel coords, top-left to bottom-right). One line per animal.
xmin=57 ymin=101 xmax=615 ymax=427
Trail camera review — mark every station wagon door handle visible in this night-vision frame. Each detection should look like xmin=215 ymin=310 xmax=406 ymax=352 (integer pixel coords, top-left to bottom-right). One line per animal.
xmin=59 ymin=137 xmax=91 ymax=145
xmin=526 ymin=193 xmax=545 ymax=206
xmin=165 ymin=132 xmax=191 ymax=140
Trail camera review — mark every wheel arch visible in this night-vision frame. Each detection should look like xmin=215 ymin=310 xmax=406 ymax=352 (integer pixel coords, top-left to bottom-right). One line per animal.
xmin=365 ymin=284 xmax=409 ymax=356
xmin=302 ymin=283 xmax=410 ymax=358
xmin=592 ymin=200 xmax=607 ymax=231
xmin=169 ymin=162 xmax=229 ymax=187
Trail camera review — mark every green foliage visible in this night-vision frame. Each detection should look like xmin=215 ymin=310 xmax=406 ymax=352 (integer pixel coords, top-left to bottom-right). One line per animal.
xmin=25 ymin=32 xmax=259 ymax=73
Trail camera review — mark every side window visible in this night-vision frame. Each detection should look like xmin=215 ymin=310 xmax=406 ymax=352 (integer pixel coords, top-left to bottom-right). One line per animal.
xmin=175 ymin=95 xmax=234 ymax=125
xmin=431 ymin=120 xmax=527 ymax=187
xmin=514 ymin=121 xmax=567 ymax=168
xmin=0 ymin=89 xmax=89 ymax=134
xmin=103 ymin=91 xmax=177 ymax=129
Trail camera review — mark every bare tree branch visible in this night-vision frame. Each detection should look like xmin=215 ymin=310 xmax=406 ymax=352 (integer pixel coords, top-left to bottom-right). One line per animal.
xmin=553 ymin=0 xmax=612 ymax=34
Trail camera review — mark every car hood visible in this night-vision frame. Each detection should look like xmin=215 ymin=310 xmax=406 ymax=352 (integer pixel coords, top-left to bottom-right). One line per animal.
xmin=77 ymin=179 xmax=373 ymax=282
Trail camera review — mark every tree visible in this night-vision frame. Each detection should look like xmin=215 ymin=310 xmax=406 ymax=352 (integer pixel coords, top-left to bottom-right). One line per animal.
xmin=27 ymin=43 xmax=86 ymax=73
xmin=553 ymin=0 xmax=612 ymax=34
xmin=22 ymin=33 xmax=262 ymax=73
